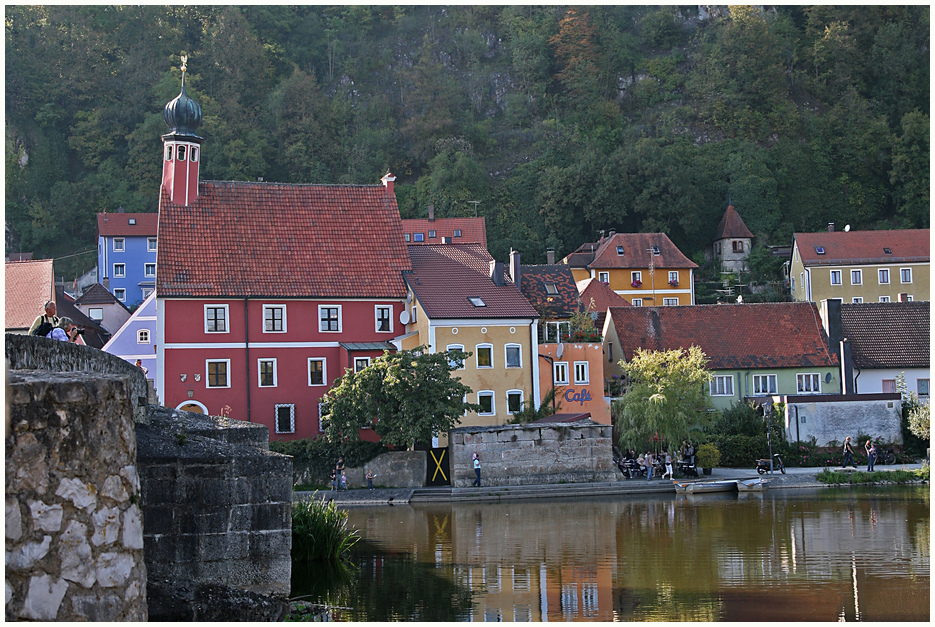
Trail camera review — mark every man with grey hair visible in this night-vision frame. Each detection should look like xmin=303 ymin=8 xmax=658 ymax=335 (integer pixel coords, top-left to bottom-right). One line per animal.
xmin=28 ymin=300 xmax=59 ymax=336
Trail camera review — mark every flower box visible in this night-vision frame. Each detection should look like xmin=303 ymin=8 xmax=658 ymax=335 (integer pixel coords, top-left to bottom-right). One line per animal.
xmin=631 ymin=280 xmax=642 ymax=288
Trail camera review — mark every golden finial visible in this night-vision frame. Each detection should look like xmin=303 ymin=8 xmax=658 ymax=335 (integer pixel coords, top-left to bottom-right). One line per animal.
xmin=181 ymin=54 xmax=188 ymax=74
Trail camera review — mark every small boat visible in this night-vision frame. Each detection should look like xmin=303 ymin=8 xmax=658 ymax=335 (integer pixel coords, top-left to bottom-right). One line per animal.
xmin=673 ymin=479 xmax=738 ymax=494
xmin=737 ymin=478 xmax=770 ymax=492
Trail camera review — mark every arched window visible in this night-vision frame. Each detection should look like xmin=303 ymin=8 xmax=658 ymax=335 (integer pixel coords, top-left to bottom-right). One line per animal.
xmin=177 ymin=145 xmax=187 ymax=161
xmin=191 ymin=146 xmax=199 ymax=162
xmin=165 ymin=145 xmax=173 ymax=161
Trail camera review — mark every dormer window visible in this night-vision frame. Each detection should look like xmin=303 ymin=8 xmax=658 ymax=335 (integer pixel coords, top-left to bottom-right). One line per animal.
xmin=428 ymin=230 xmax=436 ymax=238
xmin=414 ymin=233 xmax=425 ymax=242
xmin=815 ymin=246 xmax=825 ymax=255
xmin=453 ymin=229 xmax=462 ymax=238
xmin=545 ymin=282 xmax=558 ymax=295
xmin=404 ymin=233 xmax=411 ymax=242
xmin=616 ymin=246 xmax=625 ymax=256
xmin=468 ymin=297 xmax=486 ymax=307
xmin=883 ymin=247 xmax=892 ymax=255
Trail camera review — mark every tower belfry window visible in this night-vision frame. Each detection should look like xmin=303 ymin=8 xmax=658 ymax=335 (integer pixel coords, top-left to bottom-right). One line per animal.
xmin=165 ymin=146 xmax=173 ymax=161
xmin=191 ymin=147 xmax=199 ymax=162
xmin=178 ymin=145 xmax=187 ymax=161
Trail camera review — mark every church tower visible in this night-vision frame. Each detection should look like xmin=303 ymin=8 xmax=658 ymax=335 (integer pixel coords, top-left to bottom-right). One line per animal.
xmin=161 ymin=56 xmax=203 ymax=206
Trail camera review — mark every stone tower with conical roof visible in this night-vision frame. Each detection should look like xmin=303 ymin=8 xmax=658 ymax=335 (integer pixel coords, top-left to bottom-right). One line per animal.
xmin=161 ymin=56 xmax=203 ymax=207
xmin=713 ymin=204 xmax=753 ymax=273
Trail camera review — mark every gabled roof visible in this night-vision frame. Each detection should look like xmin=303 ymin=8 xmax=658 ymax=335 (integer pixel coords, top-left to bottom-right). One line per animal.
xmin=55 ymin=286 xmax=110 ymax=349
xmin=585 ymin=233 xmax=697 ymax=270
xmin=97 ymin=212 xmax=159 ymax=237
xmin=157 ymin=181 xmax=411 ymax=298
xmin=5 ymin=259 xmax=55 ymax=330
xmin=562 ymin=241 xmax=600 ymax=268
xmin=841 ymin=302 xmax=929 ymax=369
xmin=607 ymin=303 xmax=838 ymax=370
xmin=75 ymin=283 xmax=130 ymax=311
xmin=794 ymin=229 xmax=930 ymax=266
xmin=103 ymin=291 xmax=157 ymax=353
xmin=714 ymin=205 xmax=754 ymax=240
xmin=520 ymin=264 xmax=579 ymax=319
xmin=406 ymin=244 xmax=539 ymax=320
xmin=401 ymin=217 xmax=486 ymax=246
xmin=577 ymin=277 xmax=631 ymax=332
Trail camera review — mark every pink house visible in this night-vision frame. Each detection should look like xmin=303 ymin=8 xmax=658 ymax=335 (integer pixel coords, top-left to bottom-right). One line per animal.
xmin=155 ymin=67 xmax=411 ymax=440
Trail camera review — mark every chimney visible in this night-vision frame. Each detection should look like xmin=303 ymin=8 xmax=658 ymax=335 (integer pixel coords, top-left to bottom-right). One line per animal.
xmin=428 ymin=205 xmax=434 ymax=222
xmin=489 ymin=260 xmax=505 ymax=286
xmin=828 ymin=222 xmax=835 ymax=232
xmin=547 ymin=248 xmax=555 ymax=265
xmin=608 ymin=230 xmax=616 ymax=238
xmin=509 ymin=249 xmax=521 ymax=286
xmin=117 ymin=206 xmax=125 ymax=214
xmin=381 ymin=172 xmax=396 ymax=194
xmin=103 ymin=277 xmax=110 ymax=290
xmin=898 ymin=293 xmax=909 ymax=302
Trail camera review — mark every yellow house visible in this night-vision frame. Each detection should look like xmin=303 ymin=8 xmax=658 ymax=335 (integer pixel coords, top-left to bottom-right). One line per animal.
xmin=790 ymin=228 xmax=930 ymax=304
xmin=396 ymin=244 xmax=540 ymax=445
xmin=562 ymin=232 xmax=697 ymax=306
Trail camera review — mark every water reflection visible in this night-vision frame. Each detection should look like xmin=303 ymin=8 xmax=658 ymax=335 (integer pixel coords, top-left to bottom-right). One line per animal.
xmin=297 ymin=487 xmax=929 ymax=622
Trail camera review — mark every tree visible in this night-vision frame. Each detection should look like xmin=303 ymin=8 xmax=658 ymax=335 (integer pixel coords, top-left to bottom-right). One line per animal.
xmin=322 ymin=348 xmax=479 ymax=449
xmin=907 ymin=402 xmax=930 ymax=441
xmin=613 ymin=346 xmax=712 ymax=451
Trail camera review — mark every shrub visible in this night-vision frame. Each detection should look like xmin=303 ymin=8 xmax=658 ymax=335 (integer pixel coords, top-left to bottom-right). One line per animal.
xmin=816 ymin=466 xmax=929 ymax=485
xmin=710 ymin=434 xmax=769 ymax=467
xmin=711 ymin=402 xmax=764 ymax=437
xmin=271 ymin=437 xmax=389 ymax=487
xmin=696 ymin=442 xmax=721 ymax=469
xmin=291 ymin=497 xmax=359 ymax=564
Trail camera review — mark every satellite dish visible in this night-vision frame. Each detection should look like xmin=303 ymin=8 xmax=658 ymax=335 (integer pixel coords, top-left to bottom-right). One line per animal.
xmin=405 ymin=292 xmax=412 ymax=304
xmin=844 ymin=224 xmax=850 ymax=232
xmin=399 ymin=310 xmax=411 ymax=325
xmin=556 ymin=344 xmax=564 ymax=359
xmin=825 ymin=372 xmax=832 ymax=383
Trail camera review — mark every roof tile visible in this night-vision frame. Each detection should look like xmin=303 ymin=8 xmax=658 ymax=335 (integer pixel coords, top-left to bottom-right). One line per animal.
xmin=714 ymin=205 xmax=754 ymax=240
xmin=401 ymin=217 xmax=486 ymax=246
xmin=520 ymin=264 xmax=579 ymax=318
xmin=795 ymin=229 xmax=929 ymax=266
xmin=5 ymin=260 xmax=55 ymax=330
xmin=97 ymin=212 xmax=159 ymax=237
xmin=841 ymin=302 xmax=929 ymax=369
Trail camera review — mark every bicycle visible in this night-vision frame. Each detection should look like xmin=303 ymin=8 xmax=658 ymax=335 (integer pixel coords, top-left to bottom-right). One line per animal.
xmin=873 ymin=446 xmax=896 ymax=465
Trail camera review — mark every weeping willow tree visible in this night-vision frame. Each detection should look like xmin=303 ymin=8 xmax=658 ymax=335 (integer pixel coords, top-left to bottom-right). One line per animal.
xmin=613 ymin=346 xmax=713 ymax=451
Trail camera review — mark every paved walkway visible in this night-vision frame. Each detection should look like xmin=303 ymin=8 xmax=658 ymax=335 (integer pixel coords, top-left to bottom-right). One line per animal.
xmin=295 ymin=463 xmax=927 ymax=507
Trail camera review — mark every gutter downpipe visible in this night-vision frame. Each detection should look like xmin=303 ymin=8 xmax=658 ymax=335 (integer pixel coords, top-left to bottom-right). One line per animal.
xmin=794 ymin=404 xmax=800 ymax=443
xmin=539 ymin=353 xmax=555 ymax=413
xmin=244 ymin=298 xmax=251 ymax=422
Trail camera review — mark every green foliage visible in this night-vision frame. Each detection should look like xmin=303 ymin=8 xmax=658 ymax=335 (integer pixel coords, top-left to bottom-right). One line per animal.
xmin=709 ymin=434 xmax=770 ymax=468
xmin=270 ymin=436 xmax=388 ymax=487
xmin=711 ymin=402 xmax=763 ymax=437
xmin=322 ymin=348 xmax=479 ymax=449
xmin=695 ymin=442 xmax=721 ymax=469
xmin=291 ymin=498 xmax=359 ymax=563
xmin=508 ymin=386 xmax=562 ymax=425
xmin=613 ymin=346 xmax=712 ymax=451
xmin=907 ymin=403 xmax=930 ymax=441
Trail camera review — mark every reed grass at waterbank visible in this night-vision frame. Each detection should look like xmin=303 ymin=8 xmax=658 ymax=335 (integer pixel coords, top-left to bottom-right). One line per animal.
xmin=816 ymin=466 xmax=929 ymax=485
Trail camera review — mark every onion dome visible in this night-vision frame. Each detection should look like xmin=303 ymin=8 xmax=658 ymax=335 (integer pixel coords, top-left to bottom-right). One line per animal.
xmin=163 ymin=64 xmax=203 ymax=141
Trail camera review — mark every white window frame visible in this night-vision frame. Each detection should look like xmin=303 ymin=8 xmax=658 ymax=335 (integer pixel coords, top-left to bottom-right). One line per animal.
xmin=662 ymin=298 xmax=678 ymax=306
xmin=829 ymin=270 xmax=842 ymax=285
xmin=113 ymin=263 xmax=126 ymax=278
xmin=574 ymin=361 xmax=589 ymax=385
xmin=668 ymin=271 xmax=678 ymax=283
xmin=900 ymin=267 xmax=912 ymax=284
xmin=263 ymin=304 xmax=287 ymax=333
xmin=852 ymin=297 xmax=863 ymax=303
xmin=274 ymin=403 xmax=295 ymax=434
xmin=878 ymin=268 xmax=890 ymax=285
xmin=164 ymin=145 xmax=173 ymax=161
xmin=354 ymin=357 xmax=371 ymax=372
xmin=752 ymin=374 xmax=777 ymax=395
xmin=206 ymin=359 xmax=231 ymax=389
xmin=89 ymin=307 xmax=104 ymax=321
xmin=506 ymin=389 xmax=524 ymax=415
xmin=375 ymin=305 xmax=393 ymax=333
xmin=113 ymin=288 xmax=126 ymax=302
xmin=918 ymin=379 xmax=929 ymax=397
xmin=631 ymin=271 xmax=642 ymax=284
xmin=791 ymin=276 xmax=796 ymax=292
xmin=144 ymin=263 xmax=156 ymax=278
xmin=598 ymin=271 xmax=609 ymax=283
xmin=544 ymin=321 xmax=570 ymax=343
xmin=477 ymin=391 xmax=495 ymax=416
xmin=141 ymin=287 xmax=154 ymax=299
xmin=413 ymin=233 xmax=425 ymax=242
xmin=147 ymin=237 xmax=158 ymax=252
xmin=113 ymin=238 xmax=125 ymax=252
xmin=879 ymin=295 xmax=891 ymax=302
xmin=709 ymin=375 xmax=734 ymax=397
xmin=554 ymin=361 xmax=569 ymax=385
xmin=505 ymin=344 xmax=522 ymax=369
xmin=446 ymin=344 xmax=465 ymax=369
xmin=796 ymin=373 xmax=821 ymax=394
xmin=258 ymin=358 xmax=278 ymax=387
xmin=410 ymin=305 xmax=418 ymax=323
xmin=204 ymin=304 xmax=229 ymax=334
xmin=476 ymin=343 xmax=493 ymax=369
xmin=308 ymin=358 xmax=327 ymax=386
xmin=177 ymin=145 xmax=187 ymax=161
xmin=190 ymin=146 xmax=199 ymax=163
xmin=632 ymin=298 xmax=642 ymax=307
xmin=318 ymin=304 xmax=342 ymax=333
xmin=137 ymin=329 xmax=150 ymax=344
xmin=850 ymin=269 xmax=862 ymax=285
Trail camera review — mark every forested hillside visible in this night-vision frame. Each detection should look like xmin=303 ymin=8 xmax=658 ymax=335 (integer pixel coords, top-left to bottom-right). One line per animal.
xmin=5 ymin=6 xmax=929 ymax=280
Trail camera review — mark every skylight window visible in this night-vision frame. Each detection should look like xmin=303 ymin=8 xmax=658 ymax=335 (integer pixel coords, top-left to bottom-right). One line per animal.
xmin=815 ymin=246 xmax=825 ymax=255
xmin=414 ymin=233 xmax=425 ymax=242
xmin=651 ymin=245 xmax=660 ymax=255
xmin=616 ymin=246 xmax=625 ymax=256
xmin=453 ymin=229 xmax=462 ymax=237
xmin=883 ymin=247 xmax=892 ymax=254
xmin=545 ymin=282 xmax=558 ymax=295
xmin=468 ymin=297 xmax=486 ymax=307
xmin=128 ymin=218 xmax=136 ymax=225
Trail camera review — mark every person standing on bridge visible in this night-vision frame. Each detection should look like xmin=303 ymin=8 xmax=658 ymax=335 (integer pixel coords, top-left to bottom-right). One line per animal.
xmin=472 ymin=452 xmax=482 ymax=487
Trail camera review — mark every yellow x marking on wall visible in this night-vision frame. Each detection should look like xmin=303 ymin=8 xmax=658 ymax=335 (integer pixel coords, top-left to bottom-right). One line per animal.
xmin=430 ymin=449 xmax=448 ymax=482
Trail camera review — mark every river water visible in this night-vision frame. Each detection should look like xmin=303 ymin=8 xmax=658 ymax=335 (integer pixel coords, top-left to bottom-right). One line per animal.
xmin=292 ymin=486 xmax=929 ymax=621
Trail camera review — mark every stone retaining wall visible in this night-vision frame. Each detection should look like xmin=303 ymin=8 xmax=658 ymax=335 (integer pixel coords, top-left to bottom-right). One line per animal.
xmin=6 ymin=371 xmax=147 ymax=621
xmin=449 ymin=421 xmax=618 ymax=487
xmin=779 ymin=394 xmax=903 ymax=446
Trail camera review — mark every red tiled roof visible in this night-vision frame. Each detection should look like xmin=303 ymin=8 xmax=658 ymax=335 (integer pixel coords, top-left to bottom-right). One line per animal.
xmin=841 ymin=302 xmax=929 ymax=369
xmin=406 ymin=244 xmax=539 ymax=320
xmin=588 ymin=233 xmax=697 ymax=270
xmin=75 ymin=282 xmax=127 ymax=309
xmin=607 ymin=303 xmax=838 ymax=370
xmin=401 ymin=217 xmax=487 ymax=246
xmin=795 ymin=229 xmax=930 ymax=266
xmin=714 ymin=205 xmax=754 ymax=240
xmin=157 ymin=181 xmax=411 ymax=298
xmin=520 ymin=264 xmax=579 ymax=319
xmin=5 ymin=260 xmax=54 ymax=330
xmin=577 ymin=277 xmax=631 ymax=312
xmin=97 ymin=212 xmax=159 ymax=237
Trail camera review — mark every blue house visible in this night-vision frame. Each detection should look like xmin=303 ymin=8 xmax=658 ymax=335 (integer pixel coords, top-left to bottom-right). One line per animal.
xmin=102 ymin=291 xmax=158 ymax=395
xmin=97 ymin=210 xmax=159 ymax=308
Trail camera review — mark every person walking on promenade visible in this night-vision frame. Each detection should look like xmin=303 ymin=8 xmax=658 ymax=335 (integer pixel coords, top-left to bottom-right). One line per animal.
xmin=645 ymin=451 xmax=655 ymax=480
xmin=366 ymin=470 xmax=375 ymax=490
xmin=330 ymin=469 xmax=337 ymax=491
xmin=865 ymin=439 xmax=876 ymax=472
xmin=842 ymin=436 xmax=857 ymax=468
xmin=662 ymin=451 xmax=674 ymax=479
xmin=472 ymin=452 xmax=482 ymax=487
